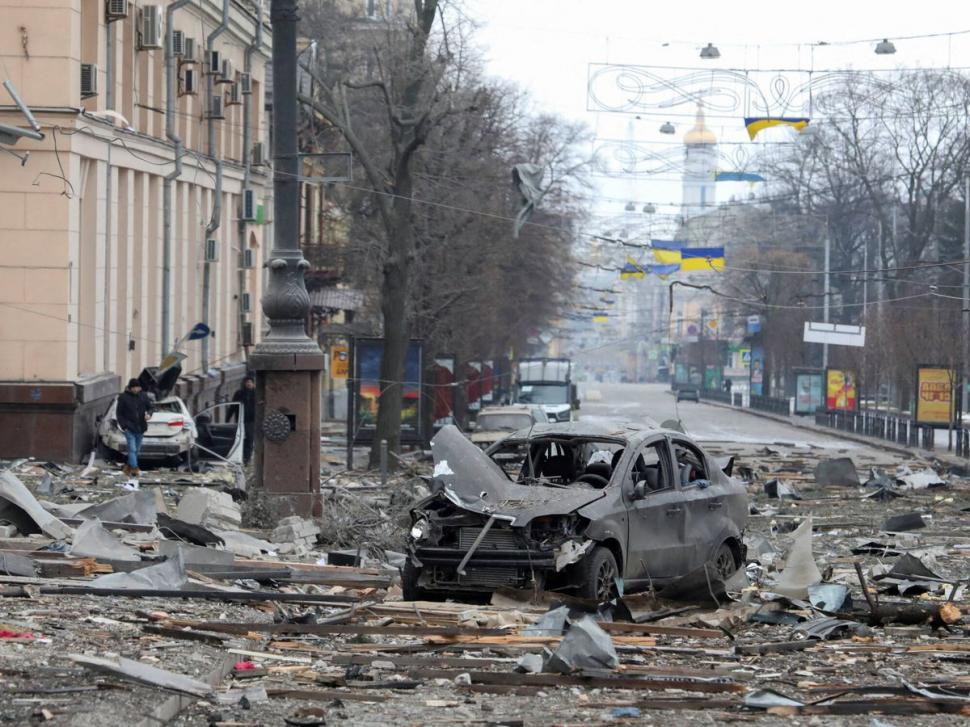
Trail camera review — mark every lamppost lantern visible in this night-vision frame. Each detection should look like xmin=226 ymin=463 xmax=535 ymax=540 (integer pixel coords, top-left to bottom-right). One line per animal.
xmin=875 ymin=38 xmax=896 ymax=55
xmin=624 ymin=201 xmax=636 ymax=212
xmin=660 ymin=121 xmax=675 ymax=135
xmin=642 ymin=203 xmax=656 ymax=214
xmin=700 ymin=43 xmax=721 ymax=60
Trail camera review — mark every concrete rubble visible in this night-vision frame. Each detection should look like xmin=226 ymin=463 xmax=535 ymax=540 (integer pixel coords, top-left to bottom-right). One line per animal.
xmin=1 ymin=433 xmax=970 ymax=725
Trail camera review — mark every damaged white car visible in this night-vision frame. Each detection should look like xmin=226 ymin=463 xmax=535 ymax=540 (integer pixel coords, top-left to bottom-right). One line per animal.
xmin=404 ymin=422 xmax=748 ymax=602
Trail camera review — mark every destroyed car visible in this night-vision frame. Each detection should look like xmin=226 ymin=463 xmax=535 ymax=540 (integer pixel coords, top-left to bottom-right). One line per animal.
xmin=404 ymin=422 xmax=748 ymax=601
xmin=96 ymin=365 xmax=244 ymax=466
xmin=469 ymin=404 xmax=547 ymax=449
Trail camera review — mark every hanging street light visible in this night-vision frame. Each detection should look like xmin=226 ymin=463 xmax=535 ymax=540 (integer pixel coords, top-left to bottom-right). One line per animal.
xmin=660 ymin=121 xmax=675 ymax=134
xmin=700 ymin=43 xmax=720 ymax=60
xmin=875 ymin=38 xmax=896 ymax=55
xmin=624 ymin=201 xmax=636 ymax=212
xmin=642 ymin=203 xmax=656 ymax=214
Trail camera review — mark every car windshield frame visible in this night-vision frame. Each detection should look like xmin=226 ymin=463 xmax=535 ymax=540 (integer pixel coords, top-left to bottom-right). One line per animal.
xmin=476 ymin=413 xmax=535 ymax=431
xmin=489 ymin=434 xmax=628 ymax=487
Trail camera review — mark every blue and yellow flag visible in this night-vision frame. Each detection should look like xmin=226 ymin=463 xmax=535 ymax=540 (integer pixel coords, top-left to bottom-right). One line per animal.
xmin=681 ymin=247 xmax=725 ymax=272
xmin=744 ymin=117 xmax=810 ymax=140
xmin=651 ymin=240 xmax=685 ymax=265
xmin=620 ymin=257 xmax=645 ymax=280
xmin=647 ymin=263 xmax=681 ymax=278
xmin=715 ymin=171 xmax=766 ymax=183
xmin=592 ymin=314 xmax=609 ymax=323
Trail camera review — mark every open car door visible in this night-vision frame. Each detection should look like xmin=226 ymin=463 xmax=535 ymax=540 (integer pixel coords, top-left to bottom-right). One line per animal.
xmin=194 ymin=402 xmax=244 ymax=465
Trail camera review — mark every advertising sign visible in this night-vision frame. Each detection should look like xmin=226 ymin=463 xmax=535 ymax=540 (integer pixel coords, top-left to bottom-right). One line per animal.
xmin=330 ymin=345 xmax=349 ymax=379
xmin=354 ymin=339 xmax=423 ymax=442
xmin=825 ymin=369 xmax=858 ymax=411
xmin=464 ymin=361 xmax=483 ymax=412
xmin=915 ymin=366 xmax=956 ymax=427
xmin=749 ymin=345 xmax=765 ymax=396
xmin=481 ymin=360 xmax=496 ymax=403
xmin=794 ymin=371 xmax=824 ymax=415
xmin=432 ymin=355 xmax=456 ymax=429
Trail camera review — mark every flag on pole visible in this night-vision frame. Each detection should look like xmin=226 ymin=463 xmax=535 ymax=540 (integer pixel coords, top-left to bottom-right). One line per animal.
xmin=681 ymin=247 xmax=725 ymax=272
xmin=620 ymin=257 xmax=646 ymax=280
xmin=651 ymin=240 xmax=686 ymax=265
xmin=744 ymin=117 xmax=810 ymax=140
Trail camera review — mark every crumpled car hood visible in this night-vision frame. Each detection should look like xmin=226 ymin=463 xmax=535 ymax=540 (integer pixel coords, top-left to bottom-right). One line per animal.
xmin=430 ymin=425 xmax=604 ymax=525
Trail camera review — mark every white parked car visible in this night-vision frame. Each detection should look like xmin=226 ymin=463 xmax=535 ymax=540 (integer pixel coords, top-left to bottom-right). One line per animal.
xmin=469 ymin=404 xmax=546 ymax=449
xmin=96 ymin=366 xmax=244 ymax=466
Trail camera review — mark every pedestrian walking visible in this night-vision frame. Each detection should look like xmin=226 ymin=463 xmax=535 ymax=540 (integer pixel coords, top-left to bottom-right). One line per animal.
xmin=116 ymin=378 xmax=153 ymax=477
xmin=230 ymin=374 xmax=256 ymax=464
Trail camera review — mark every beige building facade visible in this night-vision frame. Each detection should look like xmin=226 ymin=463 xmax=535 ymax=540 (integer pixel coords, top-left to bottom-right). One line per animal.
xmin=0 ymin=0 xmax=272 ymax=460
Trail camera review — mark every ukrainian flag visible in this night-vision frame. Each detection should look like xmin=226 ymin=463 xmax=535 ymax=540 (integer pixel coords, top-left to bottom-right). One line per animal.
xmin=620 ymin=257 xmax=645 ymax=280
xmin=681 ymin=247 xmax=725 ymax=272
xmin=592 ymin=314 xmax=609 ymax=323
xmin=647 ymin=263 xmax=681 ymax=278
xmin=744 ymin=117 xmax=810 ymax=140
xmin=651 ymin=240 xmax=685 ymax=265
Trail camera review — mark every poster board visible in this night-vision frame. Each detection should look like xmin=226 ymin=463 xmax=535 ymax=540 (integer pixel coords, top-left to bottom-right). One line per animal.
xmin=794 ymin=371 xmax=824 ymax=415
xmin=825 ymin=368 xmax=858 ymax=411
xmin=915 ymin=365 xmax=956 ymax=427
xmin=432 ymin=355 xmax=456 ymax=429
xmin=352 ymin=338 xmax=424 ymax=443
xmin=330 ymin=345 xmax=349 ymax=379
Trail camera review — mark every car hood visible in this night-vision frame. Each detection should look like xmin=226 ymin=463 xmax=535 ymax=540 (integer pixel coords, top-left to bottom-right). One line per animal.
xmin=430 ymin=425 xmax=604 ymax=526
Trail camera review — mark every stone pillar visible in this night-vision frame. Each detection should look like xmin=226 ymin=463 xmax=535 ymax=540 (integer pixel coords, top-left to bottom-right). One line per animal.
xmin=250 ymin=0 xmax=324 ymax=518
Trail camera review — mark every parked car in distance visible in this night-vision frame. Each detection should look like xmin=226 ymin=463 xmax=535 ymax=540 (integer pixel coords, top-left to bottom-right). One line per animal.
xmin=403 ymin=421 xmax=747 ymax=602
xmin=97 ymin=365 xmax=244 ymax=466
xmin=676 ymin=385 xmax=700 ymax=402
xmin=469 ymin=405 xmax=546 ymax=449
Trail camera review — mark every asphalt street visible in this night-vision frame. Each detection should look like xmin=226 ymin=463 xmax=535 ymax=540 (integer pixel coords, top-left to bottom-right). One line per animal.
xmin=580 ymin=382 xmax=887 ymax=455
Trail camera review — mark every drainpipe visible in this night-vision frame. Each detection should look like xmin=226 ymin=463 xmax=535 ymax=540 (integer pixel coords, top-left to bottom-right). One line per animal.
xmin=203 ymin=0 xmax=231 ymax=374
xmin=102 ymin=22 xmax=115 ymax=371
xmin=162 ymin=0 xmax=193 ymax=357
xmin=239 ymin=1 xmax=263 ymax=359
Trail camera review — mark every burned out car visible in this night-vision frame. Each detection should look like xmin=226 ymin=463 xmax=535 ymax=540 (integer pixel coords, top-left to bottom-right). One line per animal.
xmin=403 ymin=422 xmax=747 ymax=601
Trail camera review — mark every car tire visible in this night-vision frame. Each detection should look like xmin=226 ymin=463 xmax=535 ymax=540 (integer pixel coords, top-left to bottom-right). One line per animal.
xmin=577 ymin=545 xmax=619 ymax=602
xmin=401 ymin=559 xmax=428 ymax=601
xmin=712 ymin=541 xmax=738 ymax=580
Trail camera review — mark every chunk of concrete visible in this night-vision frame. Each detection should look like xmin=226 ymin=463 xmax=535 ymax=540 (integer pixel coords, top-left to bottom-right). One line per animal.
xmin=814 ymin=457 xmax=860 ymax=486
xmin=175 ymin=488 xmax=241 ymax=531
xmin=270 ymin=515 xmax=320 ymax=546
xmin=0 ymin=523 xmax=20 ymax=538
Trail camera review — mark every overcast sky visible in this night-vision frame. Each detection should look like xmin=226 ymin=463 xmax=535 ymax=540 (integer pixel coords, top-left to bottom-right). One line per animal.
xmin=464 ymin=0 xmax=970 ymax=238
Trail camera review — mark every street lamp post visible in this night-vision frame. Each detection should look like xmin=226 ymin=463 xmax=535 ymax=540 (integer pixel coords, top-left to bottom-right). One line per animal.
xmin=250 ymin=0 xmax=325 ymax=519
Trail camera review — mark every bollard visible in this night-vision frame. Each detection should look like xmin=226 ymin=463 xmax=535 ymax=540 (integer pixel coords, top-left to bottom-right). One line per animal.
xmin=380 ymin=439 xmax=388 ymax=486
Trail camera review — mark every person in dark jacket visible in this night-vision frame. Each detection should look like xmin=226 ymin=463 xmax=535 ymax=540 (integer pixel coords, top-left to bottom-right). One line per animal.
xmin=116 ymin=378 xmax=153 ymax=476
xmin=230 ymin=375 xmax=256 ymax=464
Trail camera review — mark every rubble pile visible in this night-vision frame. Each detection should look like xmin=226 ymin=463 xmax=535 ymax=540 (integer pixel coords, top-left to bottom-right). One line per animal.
xmin=1 ymin=439 xmax=970 ymax=724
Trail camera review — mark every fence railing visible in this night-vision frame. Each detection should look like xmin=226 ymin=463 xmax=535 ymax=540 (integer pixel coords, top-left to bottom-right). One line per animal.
xmin=698 ymin=389 xmax=731 ymax=404
xmin=750 ymin=394 xmax=791 ymax=416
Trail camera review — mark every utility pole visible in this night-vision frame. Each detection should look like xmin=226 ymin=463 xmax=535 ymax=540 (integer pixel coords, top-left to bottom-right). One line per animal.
xmin=963 ymin=173 xmax=969 ymax=415
xmin=250 ymin=0 xmax=325 ymax=519
xmin=822 ymin=225 xmax=830 ymax=371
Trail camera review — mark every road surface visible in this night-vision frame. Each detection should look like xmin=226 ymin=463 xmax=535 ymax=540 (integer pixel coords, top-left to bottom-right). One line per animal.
xmin=580 ymin=382 xmax=887 ymax=455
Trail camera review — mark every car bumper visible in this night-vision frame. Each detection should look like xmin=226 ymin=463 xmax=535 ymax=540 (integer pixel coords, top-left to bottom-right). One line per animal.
xmin=412 ymin=546 xmax=557 ymax=592
xmin=103 ymin=434 xmax=190 ymax=458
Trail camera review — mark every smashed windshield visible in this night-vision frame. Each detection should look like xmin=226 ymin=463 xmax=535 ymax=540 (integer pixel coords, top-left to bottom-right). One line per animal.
xmin=517 ymin=384 xmax=569 ymax=405
xmin=490 ymin=437 xmax=625 ymax=488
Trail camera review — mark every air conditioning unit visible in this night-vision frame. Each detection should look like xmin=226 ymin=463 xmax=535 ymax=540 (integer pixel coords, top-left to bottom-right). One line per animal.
xmin=182 ymin=37 xmax=198 ymax=63
xmin=80 ymin=63 xmax=99 ymax=98
xmin=241 ymin=248 xmax=256 ymax=269
xmin=105 ymin=0 xmax=129 ymax=22
xmin=240 ymin=292 xmax=252 ymax=313
xmin=138 ymin=5 xmax=163 ymax=50
xmin=251 ymin=142 xmax=265 ymax=166
xmin=225 ymin=83 xmax=242 ymax=106
xmin=207 ymin=95 xmax=224 ymax=119
xmin=205 ymin=238 xmax=219 ymax=263
xmin=206 ymin=50 xmax=221 ymax=75
xmin=171 ymin=30 xmax=185 ymax=56
xmin=217 ymin=59 xmax=234 ymax=84
xmin=242 ymin=189 xmax=257 ymax=221
xmin=180 ymin=67 xmax=197 ymax=96
xmin=239 ymin=72 xmax=253 ymax=95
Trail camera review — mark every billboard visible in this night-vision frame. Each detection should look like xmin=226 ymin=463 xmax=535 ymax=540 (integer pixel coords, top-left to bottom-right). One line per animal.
xmin=826 ymin=369 xmax=858 ymax=411
xmin=464 ymin=361 xmax=483 ymax=412
xmin=915 ymin=366 xmax=956 ymax=427
xmin=432 ymin=355 xmax=456 ymax=429
xmin=750 ymin=345 xmax=765 ymax=396
xmin=353 ymin=338 xmax=423 ymax=441
xmin=803 ymin=322 xmax=866 ymax=347
xmin=330 ymin=345 xmax=349 ymax=379
xmin=794 ymin=371 xmax=824 ymax=415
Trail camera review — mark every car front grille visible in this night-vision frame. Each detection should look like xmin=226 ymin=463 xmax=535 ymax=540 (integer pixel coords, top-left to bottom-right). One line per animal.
xmin=458 ymin=526 xmax=518 ymax=550
xmin=458 ymin=566 xmax=519 ymax=588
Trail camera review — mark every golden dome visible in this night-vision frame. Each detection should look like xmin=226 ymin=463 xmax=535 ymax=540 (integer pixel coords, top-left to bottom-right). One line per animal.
xmin=684 ymin=105 xmax=716 ymax=145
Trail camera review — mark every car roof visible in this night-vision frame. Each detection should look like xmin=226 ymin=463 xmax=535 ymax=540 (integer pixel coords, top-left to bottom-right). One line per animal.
xmin=500 ymin=419 xmax=677 ymax=445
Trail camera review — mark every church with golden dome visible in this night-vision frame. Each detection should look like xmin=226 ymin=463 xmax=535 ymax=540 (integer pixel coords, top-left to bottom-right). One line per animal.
xmin=681 ymin=105 xmax=717 ymax=219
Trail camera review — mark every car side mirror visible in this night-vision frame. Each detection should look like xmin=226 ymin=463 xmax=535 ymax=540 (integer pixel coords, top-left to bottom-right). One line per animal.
xmin=633 ymin=480 xmax=647 ymax=500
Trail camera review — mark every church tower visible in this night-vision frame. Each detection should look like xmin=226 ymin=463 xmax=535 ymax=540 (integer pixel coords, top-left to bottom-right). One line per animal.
xmin=681 ymin=105 xmax=717 ymax=219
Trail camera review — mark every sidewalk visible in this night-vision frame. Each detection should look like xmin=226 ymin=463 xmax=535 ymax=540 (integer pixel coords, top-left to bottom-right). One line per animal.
xmin=699 ymin=396 xmax=967 ymax=467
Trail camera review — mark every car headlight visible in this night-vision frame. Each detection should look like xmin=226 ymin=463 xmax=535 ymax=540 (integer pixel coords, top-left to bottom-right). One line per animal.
xmin=410 ymin=519 xmax=430 ymax=541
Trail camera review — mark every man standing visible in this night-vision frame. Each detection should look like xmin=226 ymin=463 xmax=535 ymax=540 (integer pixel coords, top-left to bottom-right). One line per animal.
xmin=231 ymin=374 xmax=256 ymax=464
xmin=116 ymin=378 xmax=152 ymax=477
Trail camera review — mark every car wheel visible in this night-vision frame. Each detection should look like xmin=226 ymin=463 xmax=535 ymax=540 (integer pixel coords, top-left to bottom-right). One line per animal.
xmin=401 ymin=559 xmax=428 ymax=601
xmin=578 ymin=546 xmax=619 ymax=602
xmin=712 ymin=541 xmax=738 ymax=580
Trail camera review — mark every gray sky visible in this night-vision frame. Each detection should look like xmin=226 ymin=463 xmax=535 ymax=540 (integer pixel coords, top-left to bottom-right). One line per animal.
xmin=465 ymin=0 xmax=970 ymax=235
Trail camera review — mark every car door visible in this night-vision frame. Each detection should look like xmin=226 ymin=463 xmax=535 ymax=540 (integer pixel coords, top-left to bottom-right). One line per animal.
xmin=670 ymin=438 xmax=721 ymax=572
xmin=194 ymin=402 xmax=244 ymax=465
xmin=622 ymin=435 xmax=692 ymax=582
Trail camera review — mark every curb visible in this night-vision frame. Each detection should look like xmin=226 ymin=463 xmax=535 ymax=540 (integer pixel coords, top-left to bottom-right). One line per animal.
xmin=695 ymin=396 xmax=931 ymax=460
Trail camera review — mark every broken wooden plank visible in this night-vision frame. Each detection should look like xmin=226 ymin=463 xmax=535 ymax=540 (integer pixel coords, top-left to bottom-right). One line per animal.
xmin=406 ymin=668 xmax=746 ymax=693
xmin=735 ymin=640 xmax=819 ymax=656
xmin=187 ymin=621 xmax=509 ymax=638
xmin=266 ymin=688 xmax=388 ymax=703
xmin=32 ymin=586 xmax=360 ymax=605
xmin=141 ymin=624 xmax=230 ymax=646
